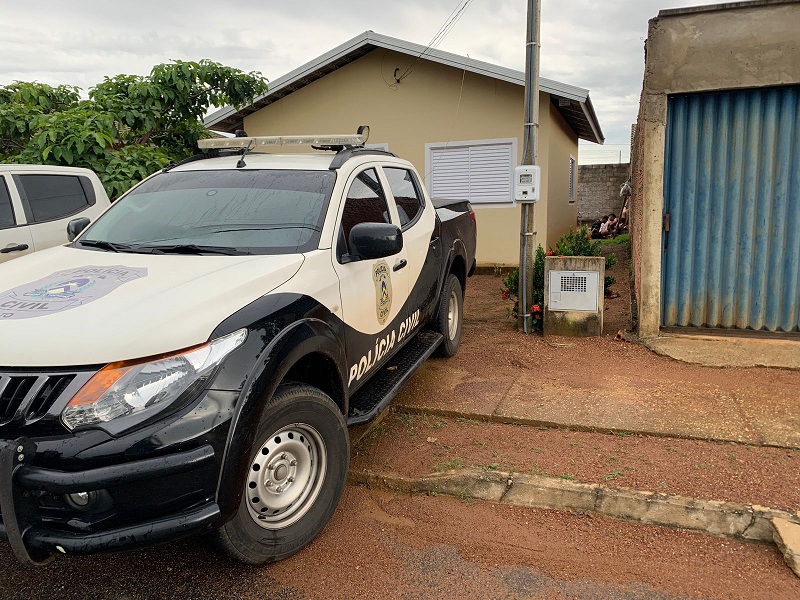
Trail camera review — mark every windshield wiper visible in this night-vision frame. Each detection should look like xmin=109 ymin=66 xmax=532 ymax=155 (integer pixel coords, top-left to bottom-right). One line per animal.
xmin=136 ymin=243 xmax=243 ymax=256
xmin=77 ymin=239 xmax=133 ymax=253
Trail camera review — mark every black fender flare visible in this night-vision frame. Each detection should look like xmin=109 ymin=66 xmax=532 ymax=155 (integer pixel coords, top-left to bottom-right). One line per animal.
xmin=437 ymin=238 xmax=469 ymax=304
xmin=214 ymin=318 xmax=347 ymax=522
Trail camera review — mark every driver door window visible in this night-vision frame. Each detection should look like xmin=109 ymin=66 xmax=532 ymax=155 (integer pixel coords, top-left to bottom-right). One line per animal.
xmin=338 ymin=168 xmax=392 ymax=258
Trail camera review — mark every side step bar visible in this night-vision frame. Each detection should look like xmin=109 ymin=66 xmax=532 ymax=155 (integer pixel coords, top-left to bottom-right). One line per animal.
xmin=347 ymin=331 xmax=443 ymax=426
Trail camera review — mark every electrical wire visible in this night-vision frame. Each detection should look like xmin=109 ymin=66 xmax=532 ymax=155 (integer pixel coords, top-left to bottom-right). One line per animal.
xmin=395 ymin=0 xmax=476 ymax=83
xmin=421 ymin=57 xmax=470 ymax=187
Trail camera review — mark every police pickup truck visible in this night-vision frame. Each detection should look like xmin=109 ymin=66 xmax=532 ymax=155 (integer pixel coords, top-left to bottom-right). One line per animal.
xmin=0 ymin=130 xmax=476 ymax=566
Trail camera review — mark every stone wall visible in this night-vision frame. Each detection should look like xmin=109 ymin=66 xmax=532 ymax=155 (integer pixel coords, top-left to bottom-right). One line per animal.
xmin=577 ymin=163 xmax=630 ymax=225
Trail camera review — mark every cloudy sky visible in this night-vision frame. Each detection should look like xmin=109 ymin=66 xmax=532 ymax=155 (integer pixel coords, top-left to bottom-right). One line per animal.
xmin=2 ymin=0 xmax=728 ymax=162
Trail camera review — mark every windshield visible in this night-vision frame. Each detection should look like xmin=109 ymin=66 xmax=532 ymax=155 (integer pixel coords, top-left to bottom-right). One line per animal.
xmin=79 ymin=169 xmax=336 ymax=255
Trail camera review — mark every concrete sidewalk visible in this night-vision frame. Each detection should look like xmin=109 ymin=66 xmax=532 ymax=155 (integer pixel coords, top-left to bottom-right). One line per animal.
xmin=393 ymin=357 xmax=800 ymax=449
xmin=388 ymin=273 xmax=800 ymax=450
xmin=644 ymin=333 xmax=800 ymax=371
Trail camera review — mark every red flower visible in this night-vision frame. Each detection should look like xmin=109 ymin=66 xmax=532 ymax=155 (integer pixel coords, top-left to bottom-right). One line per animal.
xmin=546 ymin=250 xmax=556 ymax=256
xmin=531 ymin=304 xmax=542 ymax=314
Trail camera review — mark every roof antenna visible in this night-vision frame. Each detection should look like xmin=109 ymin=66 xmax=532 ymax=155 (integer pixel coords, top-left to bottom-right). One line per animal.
xmin=235 ymin=132 xmax=252 ymax=168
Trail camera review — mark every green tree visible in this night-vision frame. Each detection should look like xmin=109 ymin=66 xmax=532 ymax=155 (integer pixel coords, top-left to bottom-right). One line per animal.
xmin=0 ymin=60 xmax=268 ymax=198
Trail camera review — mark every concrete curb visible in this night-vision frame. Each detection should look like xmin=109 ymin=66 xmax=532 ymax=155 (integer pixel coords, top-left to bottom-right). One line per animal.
xmin=349 ymin=468 xmax=800 ymax=575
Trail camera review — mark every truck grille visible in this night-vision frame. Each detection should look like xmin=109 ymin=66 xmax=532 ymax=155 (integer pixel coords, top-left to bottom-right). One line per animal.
xmin=0 ymin=372 xmax=88 ymax=427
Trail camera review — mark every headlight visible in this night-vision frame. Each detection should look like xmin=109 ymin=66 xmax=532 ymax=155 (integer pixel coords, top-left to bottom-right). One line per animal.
xmin=62 ymin=329 xmax=247 ymax=432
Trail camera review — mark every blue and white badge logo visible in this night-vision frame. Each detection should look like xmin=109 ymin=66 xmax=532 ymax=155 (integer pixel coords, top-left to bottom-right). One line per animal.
xmin=0 ymin=265 xmax=148 ymax=320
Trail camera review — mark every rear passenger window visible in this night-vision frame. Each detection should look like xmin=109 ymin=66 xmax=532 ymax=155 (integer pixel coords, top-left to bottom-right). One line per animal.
xmin=339 ymin=168 xmax=391 ymax=256
xmin=16 ymin=175 xmax=93 ymax=223
xmin=0 ymin=178 xmax=15 ymax=229
xmin=384 ymin=167 xmax=423 ymax=228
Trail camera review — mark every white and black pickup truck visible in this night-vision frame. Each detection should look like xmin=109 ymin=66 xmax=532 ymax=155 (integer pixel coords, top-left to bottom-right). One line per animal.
xmin=0 ymin=131 xmax=476 ymax=566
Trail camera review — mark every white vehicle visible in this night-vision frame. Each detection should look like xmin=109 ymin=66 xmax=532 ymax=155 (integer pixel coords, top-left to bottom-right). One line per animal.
xmin=0 ymin=165 xmax=111 ymax=263
xmin=0 ymin=131 xmax=476 ymax=566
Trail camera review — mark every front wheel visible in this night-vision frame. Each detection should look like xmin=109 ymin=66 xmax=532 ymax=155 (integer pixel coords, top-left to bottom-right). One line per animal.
xmin=433 ymin=274 xmax=463 ymax=357
xmin=213 ymin=384 xmax=349 ymax=565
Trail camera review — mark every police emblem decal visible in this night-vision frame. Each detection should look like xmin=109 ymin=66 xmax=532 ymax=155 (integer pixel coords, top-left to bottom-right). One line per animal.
xmin=372 ymin=259 xmax=392 ymax=325
xmin=0 ymin=265 xmax=148 ymax=320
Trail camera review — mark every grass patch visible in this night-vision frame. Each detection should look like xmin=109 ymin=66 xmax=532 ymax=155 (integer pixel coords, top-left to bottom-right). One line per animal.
xmin=603 ymin=471 xmax=624 ymax=482
xmin=558 ymin=473 xmax=576 ymax=481
xmin=472 ymin=462 xmax=500 ymax=472
xmin=355 ymin=424 xmax=384 ymax=449
xmin=599 ymin=233 xmax=630 ymax=247
xmin=434 ymin=458 xmax=464 ymax=472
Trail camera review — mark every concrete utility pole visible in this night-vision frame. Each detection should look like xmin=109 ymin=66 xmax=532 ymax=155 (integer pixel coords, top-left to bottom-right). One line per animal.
xmin=518 ymin=0 xmax=541 ymax=332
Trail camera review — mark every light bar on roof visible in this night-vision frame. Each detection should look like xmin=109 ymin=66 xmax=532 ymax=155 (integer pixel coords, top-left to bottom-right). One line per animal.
xmin=198 ymin=134 xmax=366 ymax=150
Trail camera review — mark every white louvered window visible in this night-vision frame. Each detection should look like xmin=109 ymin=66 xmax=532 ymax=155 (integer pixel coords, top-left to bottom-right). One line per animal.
xmin=426 ymin=139 xmax=516 ymax=205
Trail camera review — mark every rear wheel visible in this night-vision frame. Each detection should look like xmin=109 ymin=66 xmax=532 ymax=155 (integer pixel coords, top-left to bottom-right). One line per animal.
xmin=434 ymin=274 xmax=463 ymax=357
xmin=213 ymin=384 xmax=348 ymax=565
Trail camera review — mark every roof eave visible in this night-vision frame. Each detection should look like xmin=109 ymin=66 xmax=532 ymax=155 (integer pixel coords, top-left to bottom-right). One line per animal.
xmin=205 ymin=31 xmax=604 ymax=144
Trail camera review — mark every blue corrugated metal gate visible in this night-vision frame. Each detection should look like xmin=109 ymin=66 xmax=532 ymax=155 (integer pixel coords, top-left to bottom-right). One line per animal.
xmin=662 ymin=86 xmax=800 ymax=333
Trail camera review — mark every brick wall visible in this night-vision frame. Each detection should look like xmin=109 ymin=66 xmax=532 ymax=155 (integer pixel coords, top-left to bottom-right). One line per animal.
xmin=576 ymin=163 xmax=630 ymax=225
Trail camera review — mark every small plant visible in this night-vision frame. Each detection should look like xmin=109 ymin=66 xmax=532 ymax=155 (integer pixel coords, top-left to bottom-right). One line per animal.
xmin=398 ymin=412 xmax=414 ymax=427
xmin=558 ymin=473 xmax=576 ymax=480
xmin=603 ymin=471 xmax=624 ymax=482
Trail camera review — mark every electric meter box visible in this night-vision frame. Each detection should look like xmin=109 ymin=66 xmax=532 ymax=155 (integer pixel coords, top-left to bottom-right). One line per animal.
xmin=514 ymin=165 xmax=541 ymax=203
xmin=548 ymin=270 xmax=600 ymax=312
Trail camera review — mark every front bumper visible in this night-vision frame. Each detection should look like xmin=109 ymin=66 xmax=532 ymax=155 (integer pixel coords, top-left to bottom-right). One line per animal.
xmin=0 ymin=438 xmax=221 ymax=565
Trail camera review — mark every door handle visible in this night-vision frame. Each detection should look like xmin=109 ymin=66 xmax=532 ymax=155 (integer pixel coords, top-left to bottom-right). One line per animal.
xmin=393 ymin=259 xmax=407 ymax=272
xmin=0 ymin=244 xmax=29 ymax=254
xmin=429 ymin=237 xmax=439 ymax=248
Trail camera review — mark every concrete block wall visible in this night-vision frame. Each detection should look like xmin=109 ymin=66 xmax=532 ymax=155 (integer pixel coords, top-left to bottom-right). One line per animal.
xmin=630 ymin=92 xmax=645 ymax=327
xmin=577 ymin=163 xmax=630 ymax=225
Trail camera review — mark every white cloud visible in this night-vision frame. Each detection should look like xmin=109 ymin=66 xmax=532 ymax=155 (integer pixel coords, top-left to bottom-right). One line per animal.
xmin=1 ymin=0 xmax=726 ymax=145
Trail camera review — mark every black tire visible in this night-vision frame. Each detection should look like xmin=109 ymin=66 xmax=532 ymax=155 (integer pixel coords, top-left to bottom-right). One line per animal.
xmin=433 ymin=273 xmax=463 ymax=357
xmin=213 ymin=384 xmax=349 ymax=565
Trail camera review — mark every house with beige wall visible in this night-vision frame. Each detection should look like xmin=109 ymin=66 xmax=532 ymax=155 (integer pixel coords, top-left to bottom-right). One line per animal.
xmin=206 ymin=31 xmax=604 ymax=266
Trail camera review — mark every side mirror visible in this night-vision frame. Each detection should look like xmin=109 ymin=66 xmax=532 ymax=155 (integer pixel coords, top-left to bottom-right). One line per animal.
xmin=346 ymin=222 xmax=402 ymax=261
xmin=67 ymin=217 xmax=91 ymax=241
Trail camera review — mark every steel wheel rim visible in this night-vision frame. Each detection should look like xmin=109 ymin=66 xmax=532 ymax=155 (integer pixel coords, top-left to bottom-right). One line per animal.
xmin=246 ymin=423 xmax=327 ymax=529
xmin=447 ymin=289 xmax=459 ymax=340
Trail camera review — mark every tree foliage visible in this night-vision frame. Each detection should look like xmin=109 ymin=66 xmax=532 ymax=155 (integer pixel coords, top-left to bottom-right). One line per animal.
xmin=0 ymin=60 xmax=268 ymax=198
